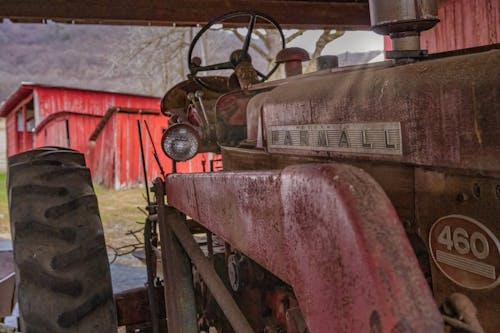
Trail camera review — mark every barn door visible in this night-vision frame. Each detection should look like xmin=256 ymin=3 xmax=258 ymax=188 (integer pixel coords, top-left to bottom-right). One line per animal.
xmin=44 ymin=119 xmax=70 ymax=148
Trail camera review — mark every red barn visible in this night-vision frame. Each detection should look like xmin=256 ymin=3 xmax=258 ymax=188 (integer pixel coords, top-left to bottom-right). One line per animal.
xmin=0 ymin=83 xmax=218 ymax=188
xmin=384 ymin=0 xmax=500 ymax=54
xmin=421 ymin=0 xmax=500 ymax=53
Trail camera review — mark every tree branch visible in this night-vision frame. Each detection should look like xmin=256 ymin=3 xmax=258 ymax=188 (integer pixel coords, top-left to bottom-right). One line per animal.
xmin=305 ymin=29 xmax=344 ymax=72
xmin=230 ymin=29 xmax=273 ymax=63
xmin=285 ymin=30 xmax=305 ymax=44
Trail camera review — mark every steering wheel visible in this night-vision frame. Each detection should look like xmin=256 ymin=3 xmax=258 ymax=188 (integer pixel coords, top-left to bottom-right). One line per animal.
xmin=188 ymin=11 xmax=285 ymax=93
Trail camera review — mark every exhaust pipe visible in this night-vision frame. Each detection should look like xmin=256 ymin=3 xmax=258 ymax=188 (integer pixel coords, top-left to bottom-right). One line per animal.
xmin=368 ymin=0 xmax=440 ymax=59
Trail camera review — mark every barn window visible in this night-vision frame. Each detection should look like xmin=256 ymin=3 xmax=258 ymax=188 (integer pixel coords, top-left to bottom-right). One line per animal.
xmin=16 ymin=110 xmax=23 ymax=132
xmin=16 ymin=99 xmax=36 ymax=132
xmin=26 ymin=109 xmax=35 ymax=132
xmin=26 ymin=99 xmax=35 ymax=132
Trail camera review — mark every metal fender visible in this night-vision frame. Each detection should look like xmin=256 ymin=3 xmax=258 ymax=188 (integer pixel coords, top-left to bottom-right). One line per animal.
xmin=165 ymin=163 xmax=443 ymax=332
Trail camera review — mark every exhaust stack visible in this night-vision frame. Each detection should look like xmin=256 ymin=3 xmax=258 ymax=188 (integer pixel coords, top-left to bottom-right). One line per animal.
xmin=368 ymin=0 xmax=439 ymax=59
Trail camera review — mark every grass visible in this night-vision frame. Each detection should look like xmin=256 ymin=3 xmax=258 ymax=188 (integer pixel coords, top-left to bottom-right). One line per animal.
xmin=0 ymin=173 xmax=8 ymax=238
xmin=94 ymin=184 xmax=148 ymax=265
xmin=0 ymin=172 xmax=148 ymax=266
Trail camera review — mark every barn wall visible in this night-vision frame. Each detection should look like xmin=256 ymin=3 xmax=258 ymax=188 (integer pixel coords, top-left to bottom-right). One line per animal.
xmin=5 ymin=112 xmax=17 ymax=156
xmin=34 ymin=113 xmax=102 ymax=149
xmin=90 ymin=115 xmax=116 ymax=187
xmin=40 ymin=119 xmax=69 ymax=147
xmin=67 ymin=114 xmax=102 ymax=155
xmin=421 ymin=0 xmax=500 ymax=53
xmin=34 ymin=86 xmax=160 ymax=125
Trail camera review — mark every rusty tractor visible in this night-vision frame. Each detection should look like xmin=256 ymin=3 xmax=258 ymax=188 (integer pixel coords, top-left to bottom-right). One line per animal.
xmin=6 ymin=0 xmax=500 ymax=332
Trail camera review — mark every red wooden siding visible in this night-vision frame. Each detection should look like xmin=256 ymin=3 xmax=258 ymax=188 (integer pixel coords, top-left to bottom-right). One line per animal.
xmin=42 ymin=119 xmax=69 ymax=147
xmin=35 ymin=86 xmax=159 ymax=125
xmin=6 ymin=113 xmax=17 ymax=156
xmin=2 ymin=84 xmax=221 ymax=189
xmin=89 ymin=113 xmax=117 ymax=187
xmin=421 ymin=0 xmax=500 ymax=53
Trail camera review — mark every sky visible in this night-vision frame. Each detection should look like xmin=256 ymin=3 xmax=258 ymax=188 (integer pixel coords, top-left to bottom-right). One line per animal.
xmin=288 ymin=30 xmax=385 ymax=62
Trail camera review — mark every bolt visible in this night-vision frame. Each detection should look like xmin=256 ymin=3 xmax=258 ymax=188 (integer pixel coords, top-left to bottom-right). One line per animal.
xmin=472 ymin=183 xmax=481 ymax=199
xmin=457 ymin=192 xmax=469 ymax=202
xmin=403 ymin=219 xmax=412 ymax=232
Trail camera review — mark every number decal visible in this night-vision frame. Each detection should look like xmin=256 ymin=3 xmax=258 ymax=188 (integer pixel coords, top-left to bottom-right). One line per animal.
xmin=453 ymin=227 xmax=470 ymax=255
xmin=429 ymin=215 xmax=500 ymax=290
xmin=436 ymin=226 xmax=489 ymax=259
xmin=437 ymin=226 xmax=452 ymax=250
xmin=470 ymin=232 xmax=489 ymax=260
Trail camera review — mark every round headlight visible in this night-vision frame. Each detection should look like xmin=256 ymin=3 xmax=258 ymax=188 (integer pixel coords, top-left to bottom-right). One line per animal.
xmin=161 ymin=124 xmax=199 ymax=161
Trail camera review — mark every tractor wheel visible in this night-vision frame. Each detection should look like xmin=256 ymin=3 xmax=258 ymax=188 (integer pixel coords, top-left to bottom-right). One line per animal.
xmin=7 ymin=147 xmax=117 ymax=333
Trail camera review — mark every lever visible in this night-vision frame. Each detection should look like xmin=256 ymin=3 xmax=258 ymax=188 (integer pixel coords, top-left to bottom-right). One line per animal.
xmin=187 ymin=92 xmax=209 ymax=128
xmin=195 ymin=90 xmax=210 ymax=127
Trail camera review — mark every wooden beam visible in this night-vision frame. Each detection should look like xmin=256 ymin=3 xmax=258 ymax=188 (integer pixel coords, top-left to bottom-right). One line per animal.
xmin=0 ymin=0 xmax=370 ymax=30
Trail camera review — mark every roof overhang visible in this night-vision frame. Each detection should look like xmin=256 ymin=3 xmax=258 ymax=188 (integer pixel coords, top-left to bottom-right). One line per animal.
xmin=0 ymin=83 xmax=160 ymax=117
xmin=0 ymin=84 xmax=34 ymax=117
xmin=0 ymin=0 xmax=371 ymax=30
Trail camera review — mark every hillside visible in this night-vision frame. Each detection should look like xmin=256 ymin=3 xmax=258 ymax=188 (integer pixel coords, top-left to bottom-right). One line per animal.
xmin=0 ymin=21 xmax=382 ymax=104
xmin=0 ymin=22 xmax=154 ymax=101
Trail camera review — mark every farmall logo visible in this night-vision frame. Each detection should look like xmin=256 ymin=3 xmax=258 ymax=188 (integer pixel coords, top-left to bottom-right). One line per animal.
xmin=267 ymin=122 xmax=402 ymax=155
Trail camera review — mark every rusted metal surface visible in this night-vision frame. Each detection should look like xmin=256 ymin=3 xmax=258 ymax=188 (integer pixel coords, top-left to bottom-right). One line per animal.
xmin=213 ymin=89 xmax=260 ymax=147
xmin=221 ymin=146 xmax=417 ymax=222
xmin=0 ymin=251 xmax=15 ymax=318
xmin=414 ymin=169 xmax=500 ymax=333
xmin=369 ymin=0 xmax=439 ymax=35
xmin=441 ymin=293 xmax=485 ymax=333
xmin=316 ymin=55 xmax=339 ymax=70
xmin=251 ymin=49 xmax=500 ymax=176
xmin=369 ymin=0 xmax=439 ymax=54
xmin=155 ymin=180 xmax=198 ymax=333
xmin=263 ymin=288 xmax=299 ymax=329
xmin=115 ymin=287 xmax=158 ymax=326
xmin=161 ymin=78 xmax=225 ymax=116
xmin=421 ymin=0 xmax=500 ymax=53
xmin=163 ymin=207 xmax=254 ymax=333
xmin=165 ymin=163 xmax=443 ymax=332
xmin=276 ymin=48 xmax=310 ymax=77
xmin=285 ymin=307 xmax=307 ymax=333
xmin=114 ymin=286 xmax=166 ymax=332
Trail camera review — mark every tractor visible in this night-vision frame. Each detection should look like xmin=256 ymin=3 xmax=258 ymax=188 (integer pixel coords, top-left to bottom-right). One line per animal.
xmin=6 ymin=0 xmax=499 ymax=332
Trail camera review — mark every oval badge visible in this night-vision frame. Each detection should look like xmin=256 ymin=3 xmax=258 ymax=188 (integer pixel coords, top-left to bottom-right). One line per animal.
xmin=429 ymin=215 xmax=500 ymax=290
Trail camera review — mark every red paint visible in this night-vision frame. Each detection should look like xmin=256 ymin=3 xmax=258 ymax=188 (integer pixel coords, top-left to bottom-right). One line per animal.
xmin=165 ymin=164 xmax=443 ymax=333
xmin=421 ymin=0 xmax=500 ymax=53
xmin=1 ymin=83 xmax=221 ymax=188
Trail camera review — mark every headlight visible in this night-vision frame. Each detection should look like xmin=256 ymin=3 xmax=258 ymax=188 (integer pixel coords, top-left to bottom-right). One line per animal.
xmin=161 ymin=124 xmax=199 ymax=161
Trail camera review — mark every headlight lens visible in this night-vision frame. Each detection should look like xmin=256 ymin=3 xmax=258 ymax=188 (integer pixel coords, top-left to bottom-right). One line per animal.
xmin=161 ymin=124 xmax=199 ymax=161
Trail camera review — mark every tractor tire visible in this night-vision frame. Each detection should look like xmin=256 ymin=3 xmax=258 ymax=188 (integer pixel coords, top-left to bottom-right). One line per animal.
xmin=7 ymin=147 xmax=117 ymax=333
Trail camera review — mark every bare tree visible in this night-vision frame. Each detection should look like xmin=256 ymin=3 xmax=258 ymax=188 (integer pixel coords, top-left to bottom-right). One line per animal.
xmin=107 ymin=27 xmax=192 ymax=96
xmin=107 ymin=27 xmax=344 ymax=95
xmin=305 ymin=30 xmax=345 ymax=73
